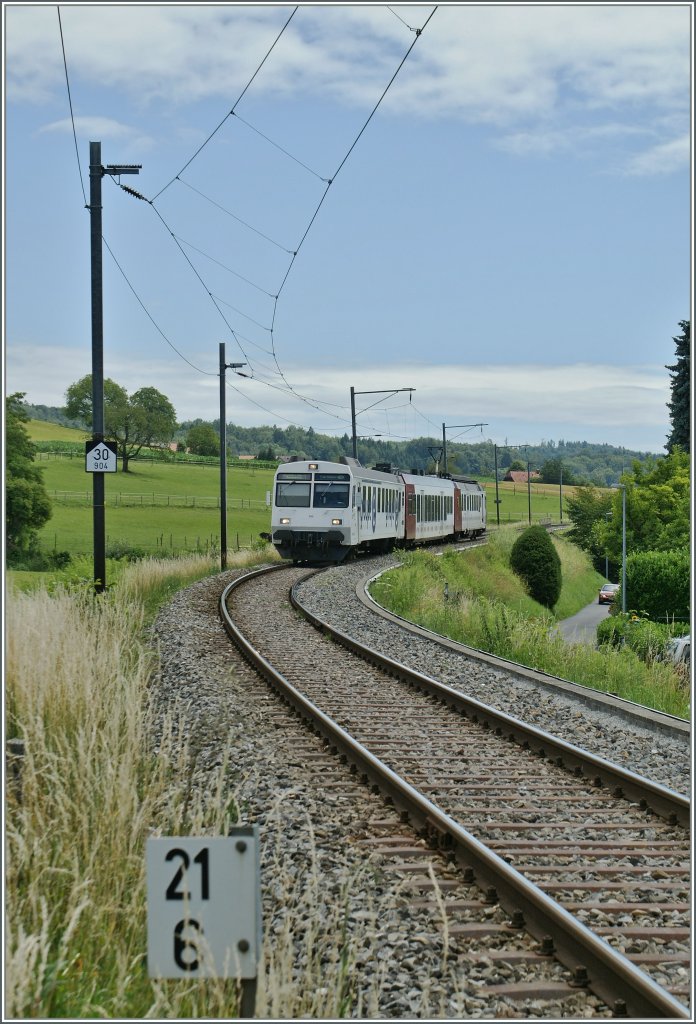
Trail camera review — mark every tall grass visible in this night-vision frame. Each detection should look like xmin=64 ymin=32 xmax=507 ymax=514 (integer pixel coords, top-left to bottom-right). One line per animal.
xmin=370 ymin=535 xmax=689 ymax=719
xmin=6 ymin=547 xmax=393 ymax=1018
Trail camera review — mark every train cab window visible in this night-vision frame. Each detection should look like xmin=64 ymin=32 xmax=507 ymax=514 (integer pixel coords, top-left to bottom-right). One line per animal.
xmin=275 ymin=472 xmax=312 ymax=508
xmin=313 ymin=472 xmax=350 ymax=508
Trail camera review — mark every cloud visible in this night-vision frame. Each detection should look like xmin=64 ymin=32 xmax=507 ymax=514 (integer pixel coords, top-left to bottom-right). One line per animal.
xmin=4 ymin=344 xmax=670 ymax=452
xmin=623 ymin=133 xmax=690 ymax=176
xmin=6 ymin=5 xmax=689 ymax=121
xmin=39 ymin=115 xmax=154 ymax=149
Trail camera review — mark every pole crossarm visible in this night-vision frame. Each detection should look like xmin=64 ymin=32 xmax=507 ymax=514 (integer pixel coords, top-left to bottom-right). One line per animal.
xmin=442 ymin=422 xmax=488 ymax=474
xmin=355 ymin=387 xmax=415 ymax=418
xmin=350 ymin=386 xmax=415 ymax=460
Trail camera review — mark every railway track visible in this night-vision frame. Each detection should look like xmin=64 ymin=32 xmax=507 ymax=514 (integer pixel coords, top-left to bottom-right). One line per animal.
xmin=220 ymin=562 xmax=690 ymax=1019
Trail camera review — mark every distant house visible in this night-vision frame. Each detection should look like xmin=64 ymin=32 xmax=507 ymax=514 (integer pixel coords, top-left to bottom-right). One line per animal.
xmin=237 ymin=454 xmax=256 ymax=461
xmin=503 ymin=469 xmax=541 ymax=483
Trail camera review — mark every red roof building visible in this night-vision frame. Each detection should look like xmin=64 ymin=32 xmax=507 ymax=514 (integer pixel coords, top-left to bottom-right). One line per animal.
xmin=503 ymin=469 xmax=542 ymax=483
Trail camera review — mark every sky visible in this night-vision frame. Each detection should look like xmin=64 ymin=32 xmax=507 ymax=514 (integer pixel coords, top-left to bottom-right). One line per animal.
xmin=3 ymin=2 xmax=693 ymax=454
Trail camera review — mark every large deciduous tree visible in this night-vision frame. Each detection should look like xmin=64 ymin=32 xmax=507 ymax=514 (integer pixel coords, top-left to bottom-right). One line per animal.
xmin=666 ymin=320 xmax=690 ymax=454
xmin=64 ymin=375 xmax=177 ymax=472
xmin=5 ymin=393 xmax=52 ymax=560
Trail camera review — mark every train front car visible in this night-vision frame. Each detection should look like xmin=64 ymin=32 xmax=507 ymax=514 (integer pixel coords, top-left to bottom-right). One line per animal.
xmin=271 ymin=458 xmax=406 ymax=564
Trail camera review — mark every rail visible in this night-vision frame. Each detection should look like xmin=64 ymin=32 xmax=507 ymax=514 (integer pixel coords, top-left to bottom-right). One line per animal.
xmin=219 ymin=563 xmax=690 ymax=1019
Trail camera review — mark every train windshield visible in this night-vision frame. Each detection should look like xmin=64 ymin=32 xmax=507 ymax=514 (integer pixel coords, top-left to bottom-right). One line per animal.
xmin=275 ymin=473 xmax=311 ymax=508
xmin=313 ymin=479 xmax=350 ymax=508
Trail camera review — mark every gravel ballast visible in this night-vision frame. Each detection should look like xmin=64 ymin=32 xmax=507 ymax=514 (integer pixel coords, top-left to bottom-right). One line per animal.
xmin=147 ymin=562 xmax=689 ymax=1018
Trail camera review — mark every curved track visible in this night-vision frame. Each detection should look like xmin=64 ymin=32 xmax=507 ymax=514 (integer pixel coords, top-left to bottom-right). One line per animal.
xmin=220 ymin=562 xmax=690 ymax=1019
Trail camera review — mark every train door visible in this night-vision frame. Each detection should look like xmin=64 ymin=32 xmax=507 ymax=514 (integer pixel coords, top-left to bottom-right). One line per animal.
xmin=404 ymin=482 xmax=416 ymax=540
xmin=454 ymin=485 xmax=462 ymax=534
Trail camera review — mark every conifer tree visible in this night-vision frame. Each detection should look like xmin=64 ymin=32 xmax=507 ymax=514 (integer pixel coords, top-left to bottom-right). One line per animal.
xmin=666 ymin=320 xmax=690 ymax=454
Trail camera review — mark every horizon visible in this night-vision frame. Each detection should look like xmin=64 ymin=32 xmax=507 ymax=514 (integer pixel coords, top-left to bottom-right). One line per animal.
xmin=22 ymin=397 xmax=661 ymax=460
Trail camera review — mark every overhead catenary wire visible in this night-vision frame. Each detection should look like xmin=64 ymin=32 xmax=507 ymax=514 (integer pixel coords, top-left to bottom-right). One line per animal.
xmin=57 ymin=7 xmax=86 ymax=204
xmin=150 ymin=6 xmax=299 ymax=201
xmin=140 ymin=6 xmax=438 ymax=419
xmin=58 ymin=5 xmax=442 ymax=446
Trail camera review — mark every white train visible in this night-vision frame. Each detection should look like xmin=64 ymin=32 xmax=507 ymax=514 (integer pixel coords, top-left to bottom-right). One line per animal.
xmin=271 ymin=457 xmax=486 ymax=564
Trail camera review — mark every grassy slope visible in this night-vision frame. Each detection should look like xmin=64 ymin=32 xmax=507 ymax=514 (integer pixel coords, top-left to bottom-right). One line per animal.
xmin=370 ymin=530 xmax=689 ymax=717
xmin=27 ymin=419 xmax=88 ymax=441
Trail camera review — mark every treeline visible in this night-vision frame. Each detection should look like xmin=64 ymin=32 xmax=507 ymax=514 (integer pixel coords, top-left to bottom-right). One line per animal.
xmin=180 ymin=419 xmax=654 ymax=486
xmin=27 ymin=404 xmax=655 ymax=486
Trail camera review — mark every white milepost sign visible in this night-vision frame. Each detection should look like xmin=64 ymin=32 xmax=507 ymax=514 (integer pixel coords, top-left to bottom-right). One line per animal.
xmin=85 ymin=439 xmax=118 ymax=473
xmin=147 ymin=829 xmax=261 ymax=979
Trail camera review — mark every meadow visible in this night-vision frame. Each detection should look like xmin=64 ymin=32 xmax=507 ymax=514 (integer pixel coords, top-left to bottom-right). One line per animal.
xmin=34 ymin=453 xmax=275 ymax=556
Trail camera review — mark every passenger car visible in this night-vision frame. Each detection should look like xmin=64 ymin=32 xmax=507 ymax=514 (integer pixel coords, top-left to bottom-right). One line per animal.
xmin=598 ymin=583 xmax=620 ymax=605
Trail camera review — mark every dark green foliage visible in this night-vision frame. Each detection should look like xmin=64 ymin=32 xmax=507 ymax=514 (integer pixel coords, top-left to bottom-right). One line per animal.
xmin=666 ymin=320 xmax=690 ymax=454
xmin=5 ymin=393 xmax=53 ymax=561
xmin=625 ymin=548 xmax=690 ymax=622
xmin=104 ymin=540 xmax=148 ymax=562
xmin=186 ymin=423 xmax=219 ymax=456
xmin=539 ymin=458 xmax=577 ymax=485
xmin=509 ymin=526 xmax=562 ymax=609
xmin=597 ymin=613 xmax=689 ymax=664
xmin=564 ymin=485 xmax=613 ymax=555
xmin=64 ymin=375 xmax=177 ymax=472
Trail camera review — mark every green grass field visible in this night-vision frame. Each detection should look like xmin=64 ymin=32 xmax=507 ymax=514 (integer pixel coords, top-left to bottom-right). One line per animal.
xmin=34 ymin=454 xmax=275 ymax=555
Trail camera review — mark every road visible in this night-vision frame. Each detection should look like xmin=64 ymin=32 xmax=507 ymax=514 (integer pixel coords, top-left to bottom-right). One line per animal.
xmin=556 ymin=597 xmax=614 ymax=645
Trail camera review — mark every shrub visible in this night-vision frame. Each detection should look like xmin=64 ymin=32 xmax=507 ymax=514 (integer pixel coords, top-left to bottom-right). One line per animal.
xmin=625 ymin=548 xmax=690 ymax=622
xmin=105 ymin=539 xmax=148 ymax=562
xmin=509 ymin=525 xmax=562 ymax=609
xmin=597 ymin=612 xmax=690 ymax=664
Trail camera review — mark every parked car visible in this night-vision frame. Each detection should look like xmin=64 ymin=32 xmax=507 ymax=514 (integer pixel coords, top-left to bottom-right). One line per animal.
xmin=598 ymin=583 xmax=620 ymax=605
xmin=664 ymin=635 xmax=690 ymax=670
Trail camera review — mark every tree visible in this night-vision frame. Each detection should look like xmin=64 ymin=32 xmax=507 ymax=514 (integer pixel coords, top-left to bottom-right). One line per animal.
xmin=5 ymin=393 xmax=52 ymax=559
xmin=539 ymin=458 xmax=576 ymax=485
xmin=564 ymin=485 xmax=614 ymax=569
xmin=594 ymin=449 xmax=690 ymax=561
xmin=64 ymin=375 xmax=177 ymax=472
xmin=509 ymin=459 xmax=527 ymax=472
xmin=509 ymin=525 xmax=562 ymax=609
xmin=666 ymin=320 xmax=690 ymax=454
xmin=186 ymin=423 xmax=219 ymax=456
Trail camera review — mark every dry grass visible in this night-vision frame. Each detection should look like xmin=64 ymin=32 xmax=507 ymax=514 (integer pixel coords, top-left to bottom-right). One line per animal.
xmin=4 ymin=547 xmax=402 ymax=1019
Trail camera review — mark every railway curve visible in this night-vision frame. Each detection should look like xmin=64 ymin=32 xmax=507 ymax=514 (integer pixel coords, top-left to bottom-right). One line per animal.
xmin=220 ymin=562 xmax=690 ymax=1019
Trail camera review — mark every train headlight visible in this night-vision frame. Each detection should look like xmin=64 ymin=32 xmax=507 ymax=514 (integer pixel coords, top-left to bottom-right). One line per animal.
xmin=331 ymin=518 xmax=342 ymax=526
xmin=280 ymin=517 xmax=291 ymax=525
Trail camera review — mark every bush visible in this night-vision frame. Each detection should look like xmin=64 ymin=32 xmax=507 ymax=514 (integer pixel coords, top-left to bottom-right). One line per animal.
xmin=597 ymin=612 xmax=690 ymax=664
xmin=509 ymin=525 xmax=562 ymax=609
xmin=105 ymin=539 xmax=148 ymax=562
xmin=625 ymin=548 xmax=690 ymax=622
xmin=7 ymin=549 xmax=72 ymax=571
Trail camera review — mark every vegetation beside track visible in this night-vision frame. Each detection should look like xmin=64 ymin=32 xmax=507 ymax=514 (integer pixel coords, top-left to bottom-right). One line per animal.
xmin=369 ymin=530 xmax=690 ymax=718
xmin=7 ymin=546 xmax=389 ymax=1019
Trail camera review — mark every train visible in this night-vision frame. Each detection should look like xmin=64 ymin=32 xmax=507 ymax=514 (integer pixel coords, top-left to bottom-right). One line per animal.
xmin=270 ymin=456 xmax=486 ymax=564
